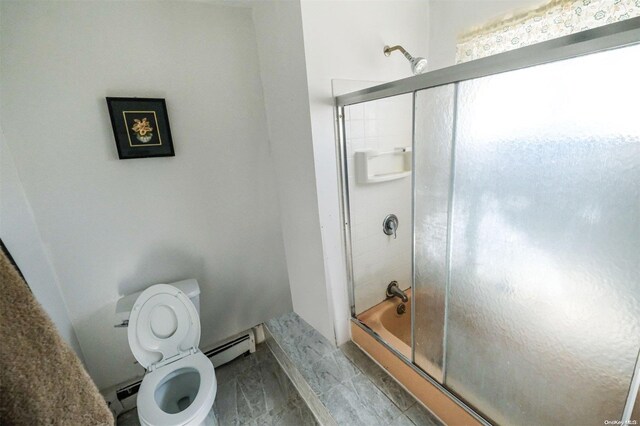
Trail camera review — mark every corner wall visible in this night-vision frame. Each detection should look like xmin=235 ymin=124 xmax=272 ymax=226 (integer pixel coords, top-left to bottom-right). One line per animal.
xmin=0 ymin=129 xmax=84 ymax=359
xmin=252 ymin=1 xmax=335 ymax=342
xmin=299 ymin=0 xmax=430 ymax=344
xmin=1 ymin=0 xmax=292 ymax=390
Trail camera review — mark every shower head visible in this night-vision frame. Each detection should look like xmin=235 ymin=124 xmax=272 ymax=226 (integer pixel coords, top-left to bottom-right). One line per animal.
xmin=383 ymin=45 xmax=428 ymax=75
xmin=410 ymin=56 xmax=428 ymax=75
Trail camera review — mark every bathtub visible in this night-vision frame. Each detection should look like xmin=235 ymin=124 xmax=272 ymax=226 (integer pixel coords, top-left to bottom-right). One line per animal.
xmin=357 ymin=289 xmax=412 ymax=359
xmin=352 ymin=288 xmax=482 ymax=425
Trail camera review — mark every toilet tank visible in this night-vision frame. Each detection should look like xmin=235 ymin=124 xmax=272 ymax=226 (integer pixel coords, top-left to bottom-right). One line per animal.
xmin=115 ymin=279 xmax=201 ymax=322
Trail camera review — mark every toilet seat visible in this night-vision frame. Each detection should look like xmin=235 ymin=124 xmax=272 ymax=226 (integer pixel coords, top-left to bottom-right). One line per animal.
xmin=137 ymin=351 xmax=216 ymax=426
xmin=129 ymin=284 xmax=216 ymax=426
xmin=128 ymin=284 xmax=201 ymax=370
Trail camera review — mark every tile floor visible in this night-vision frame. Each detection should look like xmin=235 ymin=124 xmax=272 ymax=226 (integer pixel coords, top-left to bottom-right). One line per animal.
xmin=116 ymin=344 xmax=316 ymax=426
xmin=340 ymin=341 xmax=442 ymax=426
xmin=265 ymin=312 xmax=443 ymax=426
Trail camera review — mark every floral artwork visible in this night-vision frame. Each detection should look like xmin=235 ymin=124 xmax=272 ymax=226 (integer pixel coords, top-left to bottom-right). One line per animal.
xmin=106 ymin=98 xmax=175 ymax=159
xmin=131 ymin=117 xmax=154 ymax=143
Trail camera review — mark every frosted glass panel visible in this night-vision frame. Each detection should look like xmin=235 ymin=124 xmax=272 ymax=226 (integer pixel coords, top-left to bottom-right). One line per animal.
xmin=413 ymin=84 xmax=455 ymax=381
xmin=446 ymin=44 xmax=640 ymax=425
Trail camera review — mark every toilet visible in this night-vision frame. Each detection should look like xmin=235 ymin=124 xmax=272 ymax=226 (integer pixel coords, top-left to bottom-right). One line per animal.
xmin=120 ymin=279 xmax=217 ymax=426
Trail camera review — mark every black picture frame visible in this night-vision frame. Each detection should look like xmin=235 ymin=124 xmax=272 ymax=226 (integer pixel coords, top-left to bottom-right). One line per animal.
xmin=106 ymin=97 xmax=175 ymax=159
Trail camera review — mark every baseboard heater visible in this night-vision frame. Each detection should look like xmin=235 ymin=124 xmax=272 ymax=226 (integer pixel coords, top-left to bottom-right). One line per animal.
xmin=112 ymin=329 xmax=256 ymax=412
xmin=203 ymin=332 xmax=255 ymax=367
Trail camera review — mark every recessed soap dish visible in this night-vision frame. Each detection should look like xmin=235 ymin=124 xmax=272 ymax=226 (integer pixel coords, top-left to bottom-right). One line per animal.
xmin=354 ymin=147 xmax=412 ymax=184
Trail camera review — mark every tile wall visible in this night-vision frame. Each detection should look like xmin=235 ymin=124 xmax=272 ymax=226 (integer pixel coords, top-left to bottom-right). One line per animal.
xmin=344 ymin=93 xmax=413 ymax=313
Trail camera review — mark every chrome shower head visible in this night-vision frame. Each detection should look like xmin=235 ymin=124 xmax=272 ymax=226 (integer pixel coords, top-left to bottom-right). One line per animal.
xmin=409 ymin=56 xmax=428 ymax=75
xmin=384 ymin=45 xmax=428 ymax=75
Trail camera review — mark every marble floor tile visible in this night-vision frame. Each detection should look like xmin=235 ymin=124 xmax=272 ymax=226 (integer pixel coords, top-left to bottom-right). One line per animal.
xmin=265 ymin=312 xmax=312 ymax=344
xmin=116 ymin=406 xmax=219 ymax=426
xmin=235 ymin=376 xmax=258 ymax=423
xmin=341 ymin=341 xmax=417 ymax=411
xmin=284 ymin=329 xmax=335 ymax=367
xmin=236 ymin=364 xmax=268 ymax=420
xmin=319 ymin=380 xmax=382 ymax=426
xmin=252 ymin=398 xmax=317 ymax=426
xmin=117 ymin=343 xmax=315 ymax=426
xmin=391 ymin=413 xmax=419 ymax=426
xmin=265 ymin=312 xmax=445 ymax=426
xmin=265 ymin=333 xmax=337 ymax=426
xmin=254 ymin=342 xmax=275 ymax=365
xmin=296 ymin=398 xmax=319 ymax=426
xmin=215 ymin=352 xmax=258 ymax=386
xmin=349 ymin=373 xmax=404 ymax=424
xmin=332 ymin=349 xmax=362 ymax=379
xmin=214 ymin=379 xmax=238 ymax=424
xmin=259 ymin=356 xmax=295 ymax=412
xmin=300 ymin=349 xmax=361 ymax=395
xmin=404 ymin=402 xmax=444 ymax=426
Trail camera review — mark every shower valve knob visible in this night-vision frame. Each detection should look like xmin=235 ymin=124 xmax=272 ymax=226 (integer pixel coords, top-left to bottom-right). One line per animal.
xmin=383 ymin=214 xmax=399 ymax=239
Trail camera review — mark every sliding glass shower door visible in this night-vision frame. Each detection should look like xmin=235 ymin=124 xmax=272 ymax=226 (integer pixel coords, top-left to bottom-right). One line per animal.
xmin=413 ymin=84 xmax=455 ymax=383
xmin=413 ymin=43 xmax=640 ymax=425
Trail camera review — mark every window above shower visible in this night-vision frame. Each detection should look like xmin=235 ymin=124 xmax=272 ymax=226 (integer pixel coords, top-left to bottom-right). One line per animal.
xmin=456 ymin=0 xmax=640 ymax=64
xmin=428 ymin=0 xmax=640 ymax=71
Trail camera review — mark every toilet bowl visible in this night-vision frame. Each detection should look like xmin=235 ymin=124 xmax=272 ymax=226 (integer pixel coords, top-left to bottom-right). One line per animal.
xmin=127 ymin=283 xmax=217 ymax=426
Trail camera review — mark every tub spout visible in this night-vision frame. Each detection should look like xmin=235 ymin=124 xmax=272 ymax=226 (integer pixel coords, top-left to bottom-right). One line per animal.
xmin=386 ymin=281 xmax=408 ymax=302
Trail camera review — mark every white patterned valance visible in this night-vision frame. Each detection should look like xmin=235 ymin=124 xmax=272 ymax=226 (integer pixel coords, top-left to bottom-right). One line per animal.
xmin=456 ymin=0 xmax=640 ymax=64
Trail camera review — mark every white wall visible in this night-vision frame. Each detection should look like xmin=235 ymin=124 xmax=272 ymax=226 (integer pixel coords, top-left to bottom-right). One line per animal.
xmin=0 ymin=1 xmax=548 ymax=388
xmin=0 ymin=129 xmax=84 ymax=359
xmin=0 ymin=1 xmax=291 ymax=390
xmin=299 ymin=0 xmax=430 ymax=344
xmin=251 ymin=0 xmax=334 ymax=343
xmin=428 ymin=0 xmax=544 ymax=70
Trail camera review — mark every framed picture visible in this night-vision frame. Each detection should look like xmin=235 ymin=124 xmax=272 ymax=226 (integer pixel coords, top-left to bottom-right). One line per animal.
xmin=106 ymin=97 xmax=175 ymax=159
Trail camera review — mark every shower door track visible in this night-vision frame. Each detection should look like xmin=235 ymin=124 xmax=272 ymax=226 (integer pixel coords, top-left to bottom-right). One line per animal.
xmin=351 ymin=318 xmax=492 ymax=425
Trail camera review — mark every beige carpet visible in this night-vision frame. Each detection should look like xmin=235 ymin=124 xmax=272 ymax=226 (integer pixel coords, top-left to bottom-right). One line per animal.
xmin=0 ymin=248 xmax=114 ymax=425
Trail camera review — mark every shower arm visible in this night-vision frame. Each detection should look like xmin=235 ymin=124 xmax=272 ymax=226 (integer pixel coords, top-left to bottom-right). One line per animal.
xmin=383 ymin=45 xmax=415 ymax=61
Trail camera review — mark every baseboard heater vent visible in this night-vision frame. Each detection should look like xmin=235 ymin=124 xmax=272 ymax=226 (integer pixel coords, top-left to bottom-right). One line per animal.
xmin=114 ymin=329 xmax=255 ymax=406
xmin=116 ymin=382 xmax=141 ymax=403
xmin=203 ymin=332 xmax=255 ymax=368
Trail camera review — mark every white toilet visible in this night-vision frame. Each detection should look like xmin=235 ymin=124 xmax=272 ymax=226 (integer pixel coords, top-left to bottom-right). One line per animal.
xmin=119 ymin=279 xmax=217 ymax=426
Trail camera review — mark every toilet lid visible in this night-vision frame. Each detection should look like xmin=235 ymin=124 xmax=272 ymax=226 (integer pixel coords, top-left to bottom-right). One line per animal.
xmin=127 ymin=284 xmax=200 ymax=369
